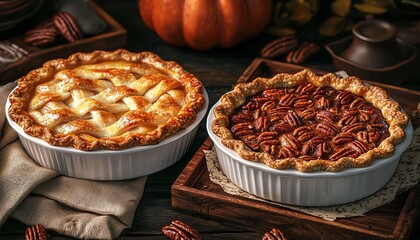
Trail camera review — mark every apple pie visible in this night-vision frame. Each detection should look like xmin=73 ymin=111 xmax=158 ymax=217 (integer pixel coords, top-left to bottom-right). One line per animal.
xmin=211 ymin=69 xmax=409 ymax=172
xmin=8 ymin=49 xmax=205 ymax=150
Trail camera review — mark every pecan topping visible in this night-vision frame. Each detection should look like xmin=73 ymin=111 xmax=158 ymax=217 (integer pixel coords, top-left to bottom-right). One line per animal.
xmin=262 ymin=227 xmax=289 ymax=240
xmin=261 ymin=35 xmax=299 ymax=58
xmin=162 ymin=220 xmax=202 ymax=240
xmin=25 ymin=224 xmax=48 ymax=240
xmin=228 ymin=82 xmax=391 ymax=163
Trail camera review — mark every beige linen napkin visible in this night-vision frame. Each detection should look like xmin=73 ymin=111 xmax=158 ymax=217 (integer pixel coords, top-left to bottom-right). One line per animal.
xmin=0 ymin=82 xmax=147 ymax=239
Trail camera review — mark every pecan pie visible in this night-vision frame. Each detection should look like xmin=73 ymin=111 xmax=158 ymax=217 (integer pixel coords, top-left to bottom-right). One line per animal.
xmin=8 ymin=49 xmax=205 ymax=150
xmin=211 ymin=69 xmax=408 ymax=172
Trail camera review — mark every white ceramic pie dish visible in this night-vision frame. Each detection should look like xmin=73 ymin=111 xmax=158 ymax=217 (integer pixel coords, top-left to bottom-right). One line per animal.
xmin=207 ymin=101 xmax=413 ymax=207
xmin=6 ymin=88 xmax=209 ymax=181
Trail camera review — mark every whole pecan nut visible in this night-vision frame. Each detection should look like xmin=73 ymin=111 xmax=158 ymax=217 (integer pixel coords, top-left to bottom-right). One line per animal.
xmin=162 ymin=220 xmax=202 ymax=240
xmin=25 ymin=224 xmax=48 ymax=240
xmin=261 ymin=35 xmax=298 ymax=58
xmin=286 ymin=42 xmax=320 ymax=64
xmin=53 ymin=12 xmax=83 ymax=43
xmin=24 ymin=27 xmax=58 ymax=47
xmin=262 ymin=227 xmax=289 ymax=240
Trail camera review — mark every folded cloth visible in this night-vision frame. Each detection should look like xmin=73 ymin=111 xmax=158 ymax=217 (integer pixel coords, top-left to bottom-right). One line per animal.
xmin=0 ymin=82 xmax=147 ymax=239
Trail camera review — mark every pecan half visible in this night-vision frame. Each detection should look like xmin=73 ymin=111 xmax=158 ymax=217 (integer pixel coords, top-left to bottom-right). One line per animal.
xmin=295 ymin=82 xmax=316 ymax=94
xmin=25 ymin=224 xmax=48 ymax=240
xmin=268 ymin=107 xmax=291 ymax=118
xmin=286 ymin=41 xmax=320 ymax=64
xmin=162 ymin=220 xmax=202 ymax=240
xmin=316 ymin=110 xmax=336 ymax=122
xmin=338 ymin=115 xmax=358 ymax=126
xmin=261 ymin=35 xmax=299 ymax=58
xmin=293 ymin=126 xmax=314 ymax=142
xmin=315 ymin=96 xmax=331 ymax=109
xmin=271 ymin=122 xmax=294 ymax=133
xmin=262 ymin=227 xmax=289 ymax=240
xmin=335 ymin=90 xmax=354 ymax=105
xmin=341 ymin=123 xmax=364 ymax=133
xmin=329 ymin=147 xmax=357 ymax=160
xmin=231 ymin=123 xmax=253 ymax=137
xmin=314 ymin=142 xmax=331 ymax=158
xmin=332 ymin=132 xmax=354 ymax=145
xmin=298 ymin=108 xmax=316 ymax=120
xmin=254 ymin=116 xmax=271 ymax=132
xmin=358 ymin=112 xmax=370 ymax=122
xmin=316 ymin=122 xmax=338 ymax=136
xmin=348 ymin=140 xmax=368 ymax=154
xmin=230 ymin=112 xmax=253 ymax=124
xmin=258 ymin=131 xmax=279 ymax=141
xmin=285 ymin=111 xmax=303 ymax=126
xmin=281 ymin=134 xmax=301 ymax=151
xmin=279 ymin=93 xmax=295 ymax=106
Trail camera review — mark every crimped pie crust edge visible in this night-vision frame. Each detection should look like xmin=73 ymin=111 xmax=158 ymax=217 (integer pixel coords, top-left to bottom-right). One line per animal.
xmin=8 ymin=49 xmax=205 ymax=151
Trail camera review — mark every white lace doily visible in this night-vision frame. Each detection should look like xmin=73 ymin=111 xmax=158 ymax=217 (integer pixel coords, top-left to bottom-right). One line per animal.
xmin=205 ymin=127 xmax=420 ymax=221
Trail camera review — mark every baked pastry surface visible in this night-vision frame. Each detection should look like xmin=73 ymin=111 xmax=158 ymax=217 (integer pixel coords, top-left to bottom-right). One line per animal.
xmin=211 ymin=69 xmax=408 ymax=172
xmin=8 ymin=49 xmax=205 ymax=150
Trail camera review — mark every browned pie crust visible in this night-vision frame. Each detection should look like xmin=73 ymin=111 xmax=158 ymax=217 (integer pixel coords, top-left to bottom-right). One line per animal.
xmin=211 ymin=69 xmax=409 ymax=172
xmin=8 ymin=49 xmax=205 ymax=150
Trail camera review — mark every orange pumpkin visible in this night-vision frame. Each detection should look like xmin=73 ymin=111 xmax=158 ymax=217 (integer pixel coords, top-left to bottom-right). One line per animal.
xmin=139 ymin=0 xmax=272 ymax=50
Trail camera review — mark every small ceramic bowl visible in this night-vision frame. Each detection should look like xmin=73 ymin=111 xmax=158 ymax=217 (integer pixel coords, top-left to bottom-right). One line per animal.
xmin=326 ymin=19 xmax=418 ymax=84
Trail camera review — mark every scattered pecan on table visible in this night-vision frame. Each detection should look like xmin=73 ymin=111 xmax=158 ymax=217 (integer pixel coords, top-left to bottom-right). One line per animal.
xmin=262 ymin=227 xmax=289 ymax=240
xmin=286 ymin=42 xmax=320 ymax=64
xmin=25 ymin=223 xmax=48 ymax=240
xmin=260 ymin=35 xmax=320 ymax=64
xmin=162 ymin=220 xmax=202 ymax=240
xmin=260 ymin=35 xmax=299 ymax=58
xmin=412 ymin=102 xmax=420 ymax=119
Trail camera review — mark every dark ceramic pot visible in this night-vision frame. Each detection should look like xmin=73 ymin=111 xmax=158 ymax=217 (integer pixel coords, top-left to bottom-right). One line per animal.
xmin=340 ymin=19 xmax=410 ymax=68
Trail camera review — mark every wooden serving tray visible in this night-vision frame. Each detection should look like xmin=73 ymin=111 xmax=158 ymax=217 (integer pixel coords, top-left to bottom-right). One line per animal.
xmin=0 ymin=1 xmax=127 ymax=82
xmin=172 ymin=59 xmax=420 ymax=240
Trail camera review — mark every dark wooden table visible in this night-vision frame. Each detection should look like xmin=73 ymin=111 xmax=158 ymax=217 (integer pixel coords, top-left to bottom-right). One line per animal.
xmin=1 ymin=0 xmax=419 ymax=239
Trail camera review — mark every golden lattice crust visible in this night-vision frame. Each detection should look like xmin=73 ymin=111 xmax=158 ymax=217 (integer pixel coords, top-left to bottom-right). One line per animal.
xmin=9 ymin=49 xmax=205 ymax=150
xmin=211 ymin=69 xmax=409 ymax=172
